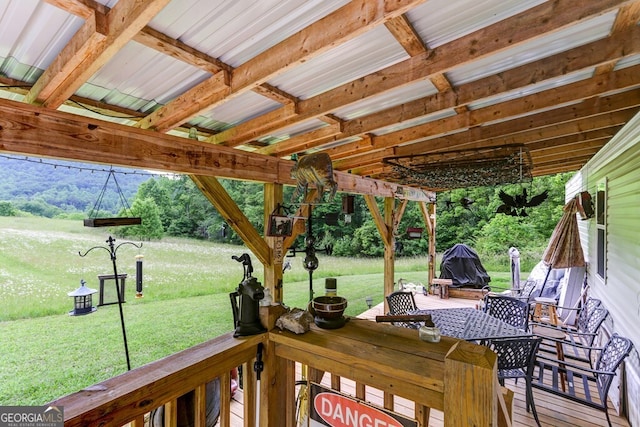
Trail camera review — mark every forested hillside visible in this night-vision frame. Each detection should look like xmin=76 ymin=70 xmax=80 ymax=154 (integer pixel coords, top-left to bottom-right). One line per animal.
xmin=0 ymin=154 xmax=149 ymax=215
xmin=0 ymin=153 xmax=573 ymax=264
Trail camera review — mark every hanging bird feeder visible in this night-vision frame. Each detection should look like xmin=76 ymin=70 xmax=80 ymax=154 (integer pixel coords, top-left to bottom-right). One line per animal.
xmin=407 ymin=227 xmax=423 ymax=239
xmin=84 ymin=169 xmax=142 ymax=227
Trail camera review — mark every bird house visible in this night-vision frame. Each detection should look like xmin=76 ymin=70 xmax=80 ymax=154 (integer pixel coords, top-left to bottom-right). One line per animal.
xmin=407 ymin=227 xmax=423 ymax=239
xmin=67 ymin=280 xmax=97 ymax=316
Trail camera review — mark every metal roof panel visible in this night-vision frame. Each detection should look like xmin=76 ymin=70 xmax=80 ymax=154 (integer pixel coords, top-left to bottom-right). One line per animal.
xmin=333 ymin=80 xmax=438 ymax=120
xmin=149 ymin=0 xmax=350 ymax=67
xmin=407 ymin=0 xmax=546 ymax=48
xmin=268 ymin=25 xmax=408 ymax=100
xmin=446 ymin=11 xmax=617 ymax=85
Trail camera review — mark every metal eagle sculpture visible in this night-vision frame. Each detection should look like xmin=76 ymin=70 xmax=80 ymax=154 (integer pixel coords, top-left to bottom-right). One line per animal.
xmin=496 ymin=188 xmax=548 ymax=217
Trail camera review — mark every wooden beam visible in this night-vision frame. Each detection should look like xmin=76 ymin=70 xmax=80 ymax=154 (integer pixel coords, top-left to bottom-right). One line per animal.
xmin=44 ymin=0 xmax=109 ymax=19
xmin=190 ymin=175 xmax=270 ymax=266
xmin=256 ymin=124 xmax=342 ymax=157
xmin=384 ymin=15 xmax=427 ymax=56
xmin=27 ymin=0 xmax=171 ymax=108
xmin=0 ymin=98 xmax=433 ymax=202
xmin=133 ymin=26 xmax=229 ymax=75
xmin=216 ymin=0 xmax=634 ymax=147
xmin=208 ymin=104 xmax=298 ymax=146
xmin=332 ymin=64 xmax=640 ymax=159
xmin=139 ymin=0 xmax=428 ymax=133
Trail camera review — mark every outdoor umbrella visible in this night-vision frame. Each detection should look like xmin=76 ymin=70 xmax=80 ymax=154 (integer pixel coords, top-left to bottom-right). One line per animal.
xmin=539 ymin=198 xmax=586 ymax=296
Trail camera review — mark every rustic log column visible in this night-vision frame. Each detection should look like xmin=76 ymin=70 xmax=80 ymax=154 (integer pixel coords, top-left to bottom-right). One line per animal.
xmin=444 ymin=340 xmax=498 ymax=426
xmin=383 ymin=197 xmax=395 ymax=320
xmin=420 ymin=201 xmax=437 ymax=288
xmin=264 ymin=183 xmax=284 ymax=302
xmin=260 ymin=340 xmax=292 ymax=426
xmin=364 ymin=195 xmax=396 ymax=314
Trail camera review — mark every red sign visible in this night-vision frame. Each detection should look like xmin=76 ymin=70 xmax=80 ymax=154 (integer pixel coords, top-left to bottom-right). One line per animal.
xmin=309 ymin=383 xmax=417 ymax=427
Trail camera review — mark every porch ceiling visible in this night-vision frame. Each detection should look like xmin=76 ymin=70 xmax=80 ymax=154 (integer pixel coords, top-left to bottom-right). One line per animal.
xmin=1 ymin=0 xmax=640 ymax=191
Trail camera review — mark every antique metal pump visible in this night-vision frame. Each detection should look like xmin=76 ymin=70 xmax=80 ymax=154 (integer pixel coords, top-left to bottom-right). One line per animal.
xmin=229 ymin=253 xmax=266 ymax=337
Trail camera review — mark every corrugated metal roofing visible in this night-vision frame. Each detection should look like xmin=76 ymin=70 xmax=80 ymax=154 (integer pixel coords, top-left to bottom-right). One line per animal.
xmin=333 ymin=79 xmax=438 ymax=121
xmin=0 ymin=1 xmax=82 ymax=80
xmin=446 ymin=10 xmax=617 ymax=86
xmin=407 ymin=0 xmax=547 ymax=48
xmin=150 ymin=0 xmax=350 ymax=67
xmin=268 ymin=25 xmax=408 ymax=100
xmin=1 ymin=0 xmax=639 ymax=183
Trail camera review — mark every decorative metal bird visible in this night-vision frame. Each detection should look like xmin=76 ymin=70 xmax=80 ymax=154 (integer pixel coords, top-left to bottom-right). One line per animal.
xmin=460 ymin=197 xmax=475 ymax=210
xmin=497 ymin=188 xmax=548 ymax=217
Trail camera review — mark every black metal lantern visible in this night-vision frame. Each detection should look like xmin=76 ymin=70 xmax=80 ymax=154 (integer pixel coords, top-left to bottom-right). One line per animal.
xmin=68 ymin=280 xmax=97 ymax=316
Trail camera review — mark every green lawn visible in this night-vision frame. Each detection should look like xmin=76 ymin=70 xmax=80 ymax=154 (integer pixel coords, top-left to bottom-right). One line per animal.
xmin=0 ymin=216 xmax=510 ymax=405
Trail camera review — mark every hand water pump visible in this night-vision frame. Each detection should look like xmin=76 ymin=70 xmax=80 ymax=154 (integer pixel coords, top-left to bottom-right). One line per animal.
xmin=229 ymin=253 xmax=266 ymax=337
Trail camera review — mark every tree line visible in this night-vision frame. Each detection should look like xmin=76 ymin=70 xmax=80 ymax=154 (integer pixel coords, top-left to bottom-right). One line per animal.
xmin=71 ymin=173 xmax=573 ymax=268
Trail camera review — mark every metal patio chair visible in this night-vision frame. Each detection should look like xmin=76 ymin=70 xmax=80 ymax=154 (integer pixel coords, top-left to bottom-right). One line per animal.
xmin=533 ymin=333 xmax=634 ymax=427
xmin=386 ymin=291 xmax=419 ymax=329
xmin=487 ymin=336 xmax=542 ymax=426
xmin=534 ymin=306 xmax=609 ymax=366
xmin=483 ymin=294 xmax=530 ymax=331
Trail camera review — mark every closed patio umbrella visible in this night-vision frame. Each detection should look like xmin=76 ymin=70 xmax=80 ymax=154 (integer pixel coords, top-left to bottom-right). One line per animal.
xmin=539 ymin=198 xmax=585 ymax=296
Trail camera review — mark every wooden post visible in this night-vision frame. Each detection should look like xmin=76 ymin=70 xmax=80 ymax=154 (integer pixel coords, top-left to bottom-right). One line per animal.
xmin=384 ymin=197 xmax=395 ymax=307
xmin=420 ymin=201 xmax=437 ymax=288
xmin=444 ymin=340 xmax=498 ymax=426
xmin=261 ymin=341 xmax=293 ymax=426
xmin=364 ymin=195 xmax=393 ymax=312
xmin=264 ymin=183 xmax=284 ymax=302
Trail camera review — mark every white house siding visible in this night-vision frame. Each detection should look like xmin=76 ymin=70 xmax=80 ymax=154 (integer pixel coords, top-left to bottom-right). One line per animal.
xmin=567 ymin=111 xmax=640 ymax=424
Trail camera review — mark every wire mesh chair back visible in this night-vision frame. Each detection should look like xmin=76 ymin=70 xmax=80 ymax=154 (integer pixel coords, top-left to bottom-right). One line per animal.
xmin=575 ymin=298 xmax=604 ymax=333
xmin=582 ymin=307 xmax=609 ymax=338
xmin=594 ymin=334 xmax=634 ymax=404
xmin=484 ymin=295 xmax=530 ymax=331
xmin=386 ymin=291 xmax=418 ymax=328
xmin=489 ymin=336 xmax=542 ymax=380
xmin=517 ymin=279 xmax=538 ymax=302
xmin=488 ymin=336 xmax=542 ymax=426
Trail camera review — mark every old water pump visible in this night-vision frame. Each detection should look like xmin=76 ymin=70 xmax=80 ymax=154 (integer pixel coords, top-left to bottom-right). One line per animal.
xmin=229 ymin=253 xmax=266 ymax=337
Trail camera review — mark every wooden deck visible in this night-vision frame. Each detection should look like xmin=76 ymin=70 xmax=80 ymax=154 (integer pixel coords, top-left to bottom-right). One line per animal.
xmin=223 ymin=292 xmax=630 ymax=426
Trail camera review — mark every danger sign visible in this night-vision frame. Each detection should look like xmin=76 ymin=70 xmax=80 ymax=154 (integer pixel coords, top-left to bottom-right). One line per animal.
xmin=309 ymin=383 xmax=417 ymax=427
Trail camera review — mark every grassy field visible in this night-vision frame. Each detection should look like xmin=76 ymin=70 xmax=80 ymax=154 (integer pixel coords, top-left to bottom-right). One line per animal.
xmin=0 ymin=216 xmax=511 ymax=405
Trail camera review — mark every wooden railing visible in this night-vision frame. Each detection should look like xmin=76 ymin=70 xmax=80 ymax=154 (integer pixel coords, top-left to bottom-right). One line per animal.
xmin=50 ymin=317 xmax=509 ymax=426
xmin=50 ymin=333 xmax=266 ymax=427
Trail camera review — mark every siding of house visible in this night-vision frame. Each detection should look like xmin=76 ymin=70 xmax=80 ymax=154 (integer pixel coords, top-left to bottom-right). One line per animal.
xmin=566 ymin=111 xmax=640 ymax=425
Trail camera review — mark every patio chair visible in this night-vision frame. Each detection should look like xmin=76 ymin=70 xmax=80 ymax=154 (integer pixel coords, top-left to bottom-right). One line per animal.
xmin=534 ymin=306 xmax=609 ymax=366
xmin=386 ymin=291 xmax=419 ymax=329
xmin=533 ymin=333 xmax=634 ymax=427
xmin=483 ymin=294 xmax=530 ymax=331
xmin=486 ymin=336 xmax=542 ymax=427
xmin=512 ymin=279 xmax=538 ymax=302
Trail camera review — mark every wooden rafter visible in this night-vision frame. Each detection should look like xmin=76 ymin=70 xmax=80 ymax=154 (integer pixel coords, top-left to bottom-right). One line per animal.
xmin=212 ymin=0 xmax=632 ymax=149
xmin=136 ymin=0 xmax=428 ymax=133
xmin=27 ymin=0 xmax=171 ymax=108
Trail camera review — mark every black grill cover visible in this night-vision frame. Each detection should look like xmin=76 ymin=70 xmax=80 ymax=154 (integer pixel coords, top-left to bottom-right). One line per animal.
xmin=439 ymin=244 xmax=491 ymax=288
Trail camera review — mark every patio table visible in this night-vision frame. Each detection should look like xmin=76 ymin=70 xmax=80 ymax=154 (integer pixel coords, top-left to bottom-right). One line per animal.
xmin=409 ymin=307 xmax=530 ymax=341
